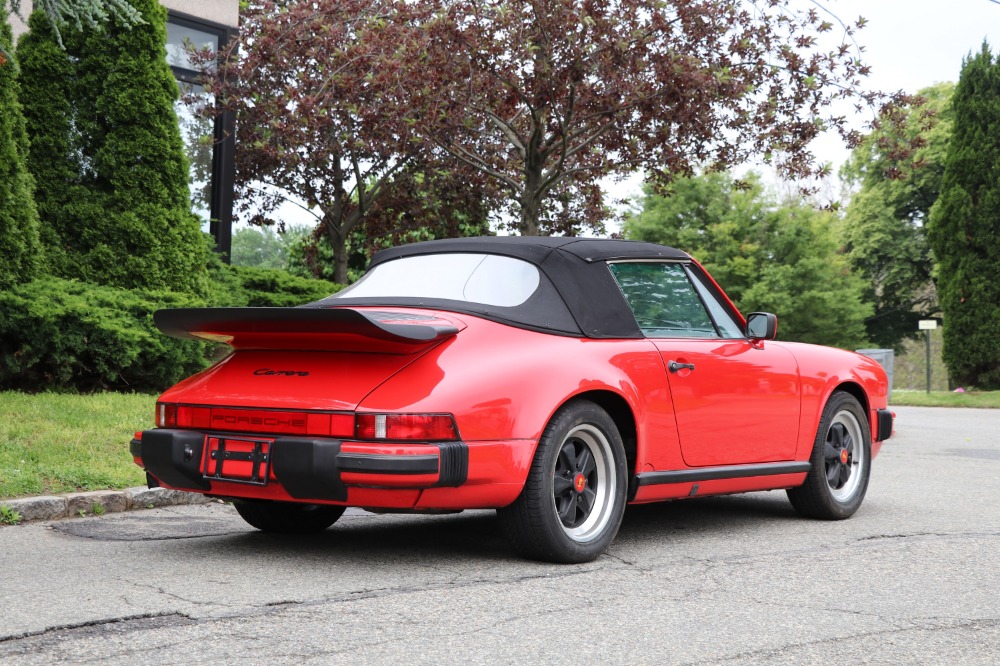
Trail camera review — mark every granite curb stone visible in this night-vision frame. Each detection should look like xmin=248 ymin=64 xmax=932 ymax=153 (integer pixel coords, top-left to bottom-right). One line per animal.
xmin=0 ymin=487 xmax=212 ymax=524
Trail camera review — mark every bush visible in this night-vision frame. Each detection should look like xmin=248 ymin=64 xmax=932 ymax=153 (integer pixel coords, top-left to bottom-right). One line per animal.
xmin=0 ymin=277 xmax=210 ymax=392
xmin=0 ymin=268 xmax=344 ymax=393
xmin=229 ymin=265 xmax=343 ymax=307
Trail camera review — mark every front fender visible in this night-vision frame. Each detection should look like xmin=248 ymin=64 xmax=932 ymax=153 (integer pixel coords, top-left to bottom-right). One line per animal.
xmin=776 ymin=342 xmax=890 ymax=456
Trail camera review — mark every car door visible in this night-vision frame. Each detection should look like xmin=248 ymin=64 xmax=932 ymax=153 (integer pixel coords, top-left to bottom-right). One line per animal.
xmin=608 ymin=261 xmax=801 ymax=467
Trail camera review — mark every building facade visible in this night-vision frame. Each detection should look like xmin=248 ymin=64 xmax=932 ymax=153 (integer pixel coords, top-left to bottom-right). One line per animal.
xmin=11 ymin=1 xmax=240 ymax=259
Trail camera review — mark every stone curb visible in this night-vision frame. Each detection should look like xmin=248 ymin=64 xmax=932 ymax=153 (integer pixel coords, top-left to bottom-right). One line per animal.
xmin=0 ymin=487 xmax=212 ymax=525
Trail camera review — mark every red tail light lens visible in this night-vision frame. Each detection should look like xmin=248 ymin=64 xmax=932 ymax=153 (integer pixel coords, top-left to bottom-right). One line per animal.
xmin=156 ymin=402 xmax=177 ymax=428
xmin=356 ymin=414 xmax=459 ymax=441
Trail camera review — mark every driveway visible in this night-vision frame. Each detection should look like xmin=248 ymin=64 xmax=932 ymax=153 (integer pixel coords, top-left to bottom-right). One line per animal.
xmin=1 ymin=406 xmax=997 ymax=664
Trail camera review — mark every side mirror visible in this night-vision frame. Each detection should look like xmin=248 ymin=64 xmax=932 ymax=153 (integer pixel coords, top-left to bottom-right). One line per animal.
xmin=746 ymin=312 xmax=778 ymax=341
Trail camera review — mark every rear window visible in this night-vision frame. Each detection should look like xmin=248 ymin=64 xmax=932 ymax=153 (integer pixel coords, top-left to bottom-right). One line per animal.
xmin=334 ymin=253 xmax=541 ymax=307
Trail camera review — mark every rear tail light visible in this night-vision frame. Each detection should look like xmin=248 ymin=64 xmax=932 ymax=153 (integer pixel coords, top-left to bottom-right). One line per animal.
xmin=154 ymin=404 xmax=458 ymax=441
xmin=156 ymin=402 xmax=177 ymax=428
xmin=355 ymin=414 xmax=459 ymax=441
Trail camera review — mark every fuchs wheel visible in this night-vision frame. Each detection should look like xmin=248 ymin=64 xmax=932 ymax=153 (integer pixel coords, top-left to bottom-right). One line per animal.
xmin=233 ymin=500 xmax=345 ymax=533
xmin=787 ymin=391 xmax=871 ymax=520
xmin=498 ymin=400 xmax=627 ymax=563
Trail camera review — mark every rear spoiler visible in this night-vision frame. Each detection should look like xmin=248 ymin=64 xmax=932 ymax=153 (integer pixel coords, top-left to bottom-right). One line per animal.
xmin=153 ymin=307 xmax=463 ymax=352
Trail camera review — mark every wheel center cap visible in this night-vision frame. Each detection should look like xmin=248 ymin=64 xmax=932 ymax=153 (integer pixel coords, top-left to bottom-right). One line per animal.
xmin=840 ymin=448 xmax=850 ymax=465
xmin=574 ymin=473 xmax=587 ymax=493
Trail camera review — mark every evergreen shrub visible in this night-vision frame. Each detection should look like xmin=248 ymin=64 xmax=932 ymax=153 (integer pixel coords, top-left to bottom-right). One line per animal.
xmin=230 ymin=266 xmax=343 ymax=307
xmin=0 ymin=277 xmax=210 ymax=392
xmin=0 ymin=269 xmax=344 ymax=392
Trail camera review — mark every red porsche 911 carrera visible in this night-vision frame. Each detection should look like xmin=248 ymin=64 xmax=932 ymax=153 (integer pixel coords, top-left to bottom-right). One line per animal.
xmin=132 ymin=236 xmax=893 ymax=563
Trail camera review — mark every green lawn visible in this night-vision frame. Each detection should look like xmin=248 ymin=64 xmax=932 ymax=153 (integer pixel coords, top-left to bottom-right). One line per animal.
xmin=890 ymin=389 xmax=1000 ymax=408
xmin=0 ymin=391 xmax=152 ymax=499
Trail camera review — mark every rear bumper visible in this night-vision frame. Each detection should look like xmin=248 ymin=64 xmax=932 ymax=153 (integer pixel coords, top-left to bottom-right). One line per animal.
xmin=132 ymin=429 xmax=530 ymax=509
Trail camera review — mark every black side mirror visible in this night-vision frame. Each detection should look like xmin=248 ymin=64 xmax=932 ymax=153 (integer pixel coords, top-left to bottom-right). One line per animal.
xmin=746 ymin=312 xmax=778 ymax=340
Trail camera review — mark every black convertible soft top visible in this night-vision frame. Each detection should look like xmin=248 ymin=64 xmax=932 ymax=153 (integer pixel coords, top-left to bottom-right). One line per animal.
xmin=307 ymin=237 xmax=693 ymax=339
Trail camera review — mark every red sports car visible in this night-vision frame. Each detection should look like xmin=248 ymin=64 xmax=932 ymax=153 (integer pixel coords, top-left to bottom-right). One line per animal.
xmin=133 ymin=237 xmax=893 ymax=563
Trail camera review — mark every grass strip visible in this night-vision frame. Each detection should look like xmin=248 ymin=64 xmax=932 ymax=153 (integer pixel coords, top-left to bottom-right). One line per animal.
xmin=890 ymin=389 xmax=1000 ymax=408
xmin=0 ymin=391 xmax=153 ymax=499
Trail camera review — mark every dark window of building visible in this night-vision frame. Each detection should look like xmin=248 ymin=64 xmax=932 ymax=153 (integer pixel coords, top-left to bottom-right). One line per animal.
xmin=166 ymin=12 xmax=237 ymax=261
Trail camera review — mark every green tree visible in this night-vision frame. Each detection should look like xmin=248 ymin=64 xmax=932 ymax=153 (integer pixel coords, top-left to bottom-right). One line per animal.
xmin=230 ymin=226 xmax=298 ymax=270
xmin=0 ymin=18 xmax=40 ymax=290
xmin=927 ymin=43 xmax=1000 ymax=389
xmin=14 ymin=10 xmax=78 ymax=274
xmin=17 ymin=1 xmax=210 ymax=294
xmin=841 ymin=82 xmax=954 ymax=350
xmin=4 ymin=0 xmax=142 ymax=41
xmin=624 ymin=173 xmax=871 ymax=349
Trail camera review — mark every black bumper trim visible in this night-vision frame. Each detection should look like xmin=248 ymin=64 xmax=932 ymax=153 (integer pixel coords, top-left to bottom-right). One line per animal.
xmin=130 ymin=437 xmax=142 ymax=458
xmin=271 ymin=437 xmax=347 ymax=501
xmin=436 ymin=441 xmax=469 ymax=487
xmin=636 ymin=461 xmax=811 ymax=487
xmin=337 ymin=452 xmax=439 ymax=475
xmin=140 ymin=429 xmax=211 ymax=492
xmin=876 ymin=408 xmax=893 ymax=442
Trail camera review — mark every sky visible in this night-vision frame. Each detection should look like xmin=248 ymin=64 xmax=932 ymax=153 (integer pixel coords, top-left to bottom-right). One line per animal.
xmin=807 ymin=0 xmax=1000 ymax=168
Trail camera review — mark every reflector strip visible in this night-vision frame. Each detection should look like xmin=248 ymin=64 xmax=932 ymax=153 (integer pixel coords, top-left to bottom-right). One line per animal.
xmin=156 ymin=403 xmax=354 ymax=437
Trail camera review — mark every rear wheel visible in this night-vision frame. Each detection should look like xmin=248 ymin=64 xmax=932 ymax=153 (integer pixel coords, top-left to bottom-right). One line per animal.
xmin=498 ymin=400 xmax=627 ymax=563
xmin=233 ymin=500 xmax=345 ymax=533
xmin=787 ymin=391 xmax=871 ymax=520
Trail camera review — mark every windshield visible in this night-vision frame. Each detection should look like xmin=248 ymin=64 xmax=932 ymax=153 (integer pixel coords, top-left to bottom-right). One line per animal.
xmin=335 ymin=253 xmax=542 ymax=307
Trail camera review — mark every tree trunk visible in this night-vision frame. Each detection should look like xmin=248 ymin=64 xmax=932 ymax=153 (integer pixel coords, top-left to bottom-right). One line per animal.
xmin=520 ymin=155 xmax=544 ymax=236
xmin=330 ymin=226 xmax=349 ymax=285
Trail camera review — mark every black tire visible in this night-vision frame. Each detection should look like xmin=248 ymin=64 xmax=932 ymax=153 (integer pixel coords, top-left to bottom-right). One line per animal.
xmin=787 ymin=391 xmax=871 ymax=520
xmin=498 ymin=400 xmax=627 ymax=563
xmin=233 ymin=500 xmax=345 ymax=534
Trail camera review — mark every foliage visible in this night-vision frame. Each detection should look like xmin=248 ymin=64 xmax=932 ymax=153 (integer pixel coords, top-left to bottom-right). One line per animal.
xmin=417 ymin=0 xmax=919 ymax=235
xmin=16 ymin=2 xmax=211 ymax=294
xmin=228 ymin=265 xmax=343 ymax=307
xmin=0 ymin=263 xmax=343 ymax=392
xmin=0 ymin=391 xmax=150 ymax=499
xmin=841 ymin=83 xmax=954 ymax=350
xmin=4 ymin=0 xmax=143 ymax=47
xmin=623 ymin=172 xmax=870 ymax=349
xmin=927 ymin=43 xmax=1000 ymax=389
xmin=0 ymin=19 xmax=41 ymax=291
xmin=0 ymin=505 xmax=21 ymax=525
xmin=198 ymin=0 xmax=424 ymax=284
xmin=203 ymin=1 xmax=915 ymax=282
xmin=284 ymin=163 xmax=497 ymax=283
xmin=230 ymin=225 xmax=298 ymax=270
xmin=0 ymin=277 xmax=211 ymax=393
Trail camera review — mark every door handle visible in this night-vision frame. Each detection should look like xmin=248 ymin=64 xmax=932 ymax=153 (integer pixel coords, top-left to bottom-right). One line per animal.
xmin=668 ymin=360 xmax=696 ymax=373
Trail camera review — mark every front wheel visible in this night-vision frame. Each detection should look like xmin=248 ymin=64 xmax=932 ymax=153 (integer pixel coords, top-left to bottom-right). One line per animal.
xmin=787 ymin=391 xmax=871 ymax=520
xmin=233 ymin=500 xmax=345 ymax=533
xmin=498 ymin=400 xmax=627 ymax=563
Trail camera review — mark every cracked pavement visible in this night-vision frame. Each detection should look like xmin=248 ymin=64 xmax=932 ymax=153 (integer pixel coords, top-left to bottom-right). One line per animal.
xmin=1 ymin=406 xmax=998 ymax=664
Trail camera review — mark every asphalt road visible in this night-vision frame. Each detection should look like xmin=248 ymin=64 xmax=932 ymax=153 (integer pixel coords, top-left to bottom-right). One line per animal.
xmin=1 ymin=406 xmax=998 ymax=665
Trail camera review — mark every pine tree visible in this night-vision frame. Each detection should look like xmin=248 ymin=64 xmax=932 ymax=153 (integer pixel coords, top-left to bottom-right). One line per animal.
xmin=927 ymin=43 xmax=1000 ymax=388
xmin=15 ymin=10 xmax=81 ymax=278
xmin=17 ymin=0 xmax=210 ymax=294
xmin=0 ymin=19 xmax=40 ymax=290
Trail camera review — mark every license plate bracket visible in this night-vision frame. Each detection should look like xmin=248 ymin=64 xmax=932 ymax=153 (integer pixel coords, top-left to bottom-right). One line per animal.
xmin=203 ymin=437 xmax=272 ymax=486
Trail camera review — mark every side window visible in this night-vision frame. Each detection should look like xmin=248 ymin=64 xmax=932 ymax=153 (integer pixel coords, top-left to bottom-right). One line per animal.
xmin=686 ymin=267 xmax=745 ymax=339
xmin=608 ymin=262 xmax=718 ymax=338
